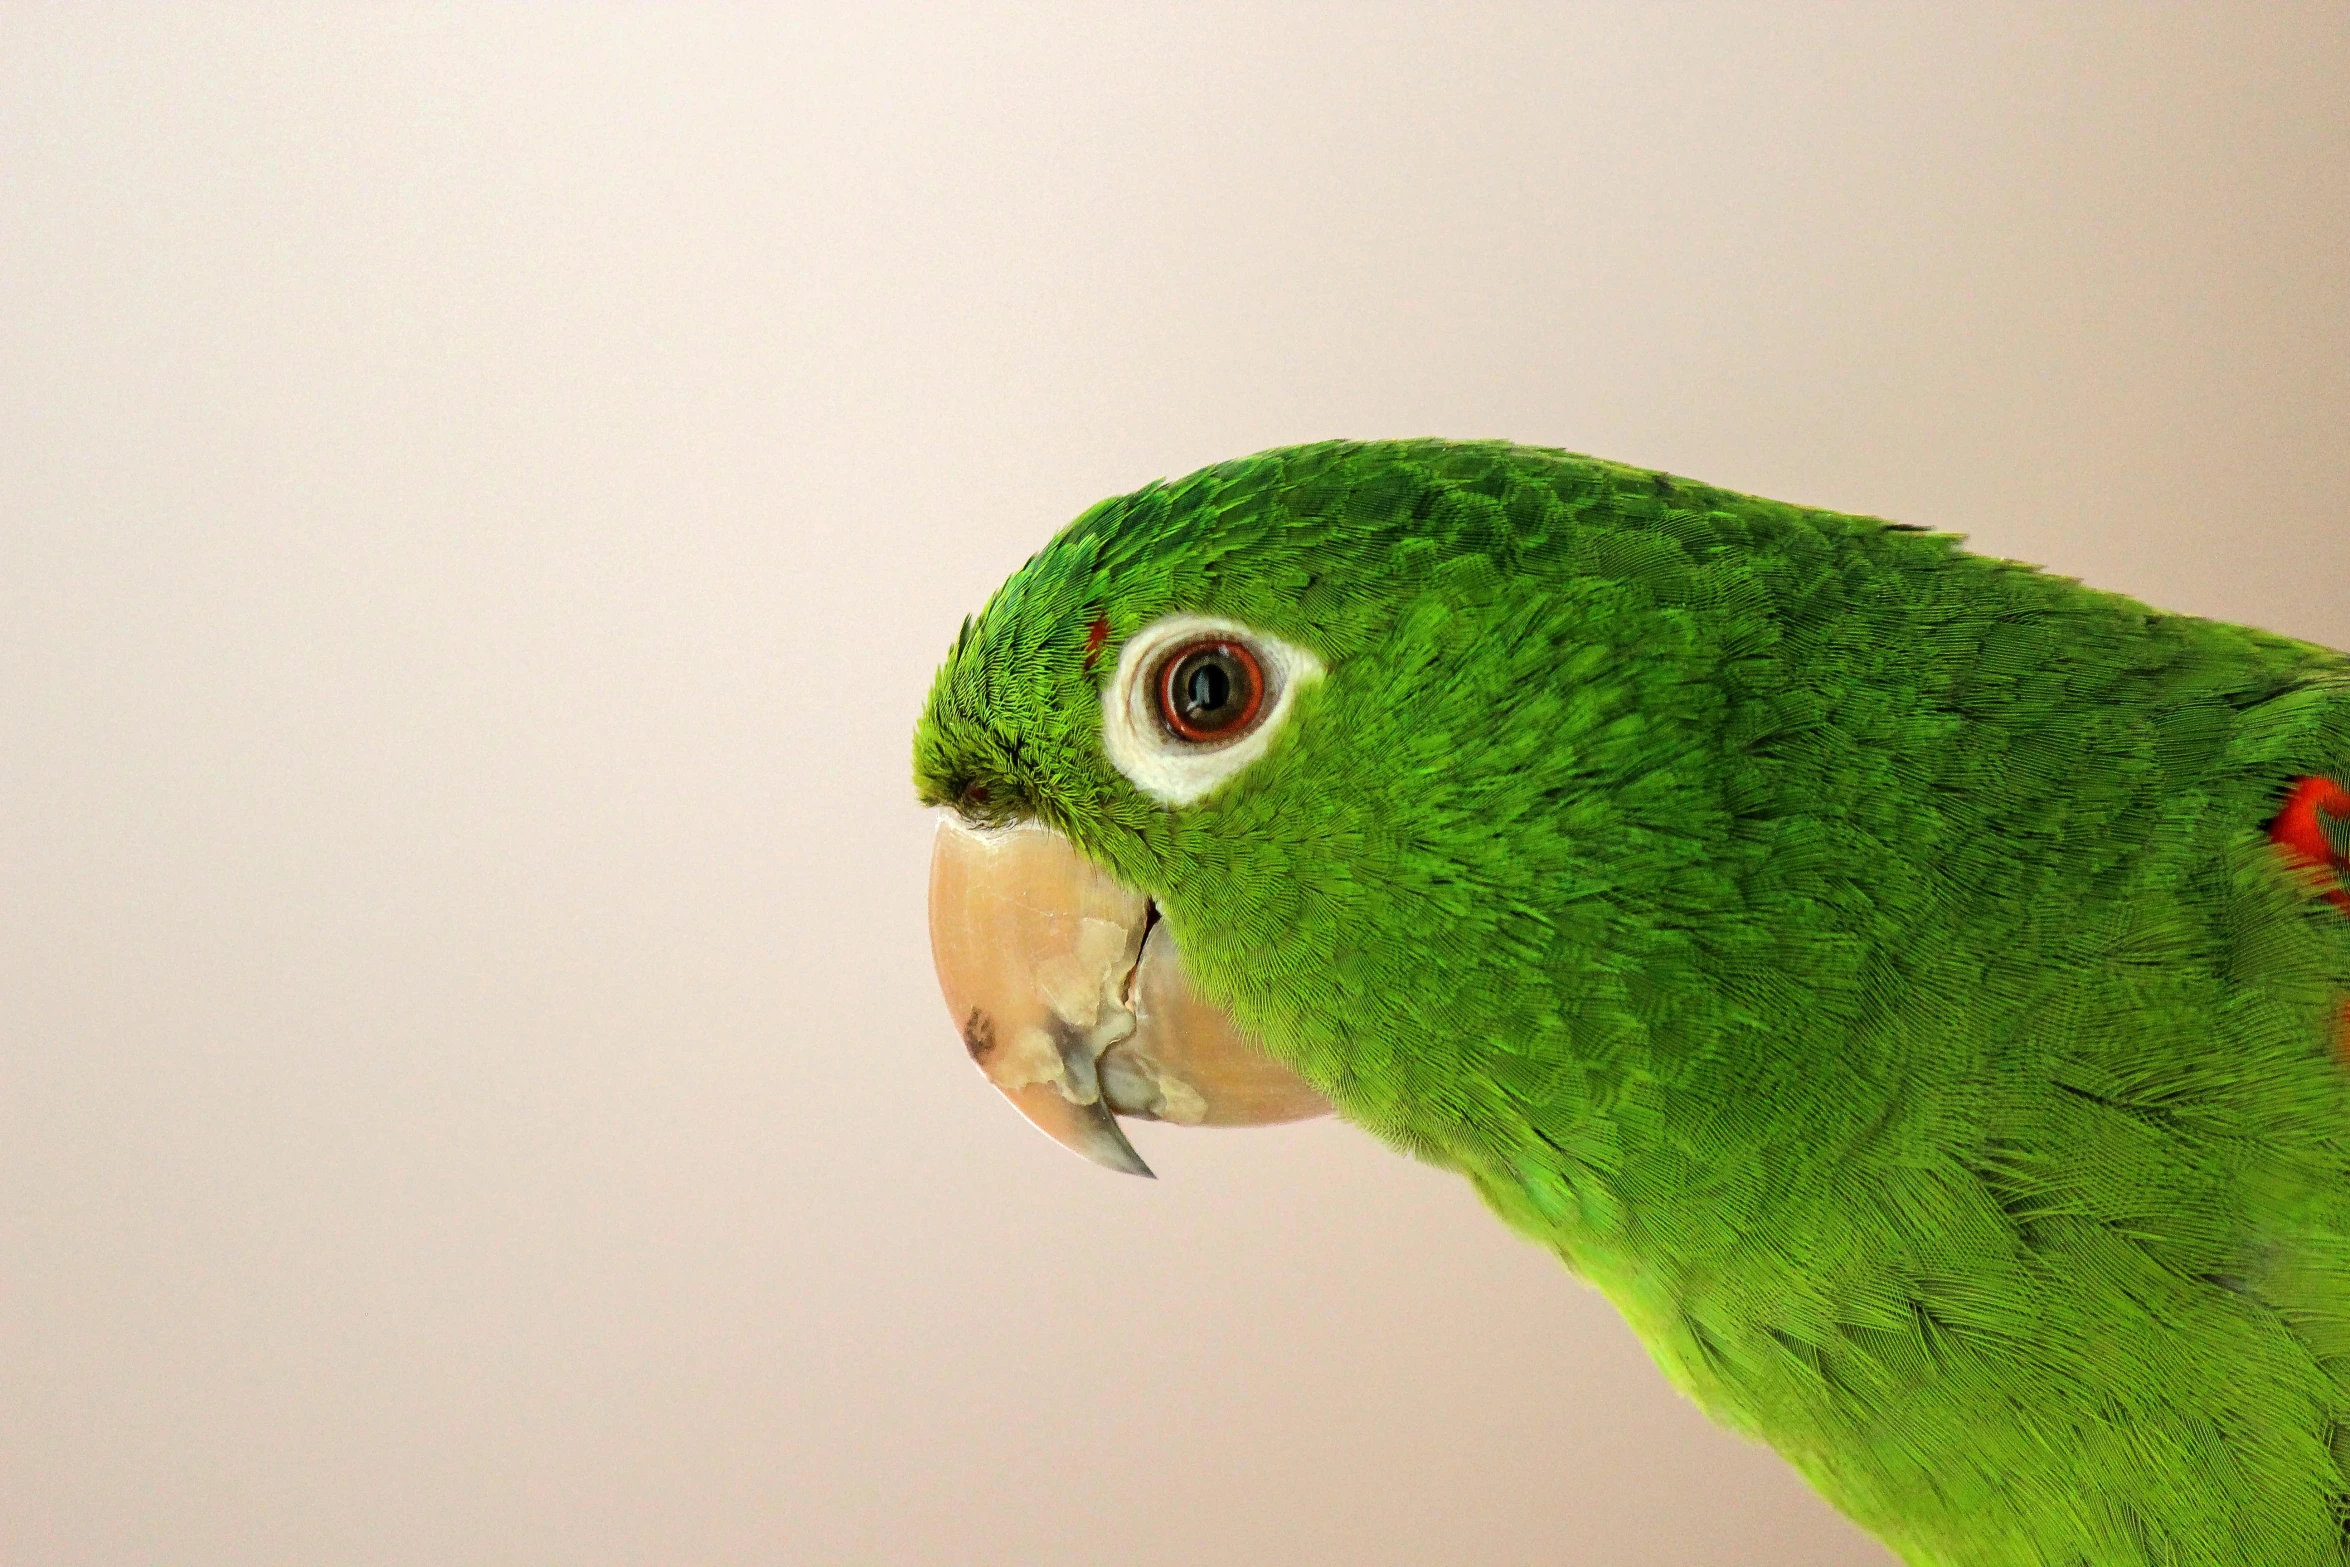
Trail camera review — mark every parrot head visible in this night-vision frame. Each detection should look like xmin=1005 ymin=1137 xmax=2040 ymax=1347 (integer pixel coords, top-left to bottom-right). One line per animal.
xmin=912 ymin=453 xmax=1358 ymax=1175
xmin=912 ymin=439 xmax=1703 ymax=1176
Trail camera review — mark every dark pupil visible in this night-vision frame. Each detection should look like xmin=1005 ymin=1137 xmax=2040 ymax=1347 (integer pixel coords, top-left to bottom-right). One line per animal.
xmin=1184 ymin=661 xmax=1230 ymax=717
xmin=1173 ymin=649 xmax=1250 ymax=728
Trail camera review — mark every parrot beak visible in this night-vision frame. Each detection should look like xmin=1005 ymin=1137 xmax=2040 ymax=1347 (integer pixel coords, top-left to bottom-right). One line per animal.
xmin=927 ymin=814 xmax=1331 ymax=1177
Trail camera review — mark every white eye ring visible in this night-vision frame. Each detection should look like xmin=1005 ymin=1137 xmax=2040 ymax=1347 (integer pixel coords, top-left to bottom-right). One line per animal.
xmin=1101 ymin=614 xmax=1325 ymax=806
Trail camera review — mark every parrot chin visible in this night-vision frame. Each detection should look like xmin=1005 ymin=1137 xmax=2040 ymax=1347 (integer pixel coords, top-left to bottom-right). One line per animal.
xmin=927 ymin=814 xmax=1331 ymax=1176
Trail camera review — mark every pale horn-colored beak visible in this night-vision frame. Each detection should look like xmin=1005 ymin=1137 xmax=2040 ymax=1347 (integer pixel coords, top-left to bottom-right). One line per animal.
xmin=928 ymin=814 xmax=1331 ymax=1176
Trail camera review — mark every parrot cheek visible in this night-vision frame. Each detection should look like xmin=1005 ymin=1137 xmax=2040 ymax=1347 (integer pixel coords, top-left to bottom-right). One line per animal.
xmin=926 ymin=815 xmax=1329 ymax=1177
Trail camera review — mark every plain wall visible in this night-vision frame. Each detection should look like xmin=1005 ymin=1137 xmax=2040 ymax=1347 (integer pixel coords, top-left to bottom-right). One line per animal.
xmin=6 ymin=6 xmax=2346 ymax=1565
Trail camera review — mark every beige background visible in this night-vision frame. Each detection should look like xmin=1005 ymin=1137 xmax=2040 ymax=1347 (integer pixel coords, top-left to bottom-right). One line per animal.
xmin=5 ymin=6 xmax=2346 ymax=1565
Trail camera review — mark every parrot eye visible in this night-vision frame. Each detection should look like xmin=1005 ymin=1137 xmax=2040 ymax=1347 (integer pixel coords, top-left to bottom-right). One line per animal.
xmin=1100 ymin=613 xmax=1326 ymax=807
xmin=1155 ymin=640 xmax=1266 ymax=742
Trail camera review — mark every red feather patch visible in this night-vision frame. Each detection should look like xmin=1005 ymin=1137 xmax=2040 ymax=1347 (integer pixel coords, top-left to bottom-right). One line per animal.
xmin=2270 ymin=776 xmax=2350 ymax=916
xmin=1081 ymin=615 xmax=1111 ymax=673
xmin=2269 ymin=775 xmax=2350 ymax=1062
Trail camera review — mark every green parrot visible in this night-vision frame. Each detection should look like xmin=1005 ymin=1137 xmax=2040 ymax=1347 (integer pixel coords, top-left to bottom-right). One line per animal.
xmin=911 ymin=439 xmax=2350 ymax=1566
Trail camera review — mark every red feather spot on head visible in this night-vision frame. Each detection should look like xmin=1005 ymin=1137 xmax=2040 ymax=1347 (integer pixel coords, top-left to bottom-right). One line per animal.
xmin=2269 ymin=775 xmax=2350 ymax=915
xmin=1081 ymin=615 xmax=1111 ymax=673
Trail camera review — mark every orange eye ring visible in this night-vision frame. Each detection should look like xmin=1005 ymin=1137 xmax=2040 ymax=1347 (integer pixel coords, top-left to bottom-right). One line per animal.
xmin=1155 ymin=639 xmax=1266 ymax=742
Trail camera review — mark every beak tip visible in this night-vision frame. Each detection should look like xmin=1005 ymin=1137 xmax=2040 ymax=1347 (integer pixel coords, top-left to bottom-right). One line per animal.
xmin=995 ymin=1078 xmax=1158 ymax=1179
xmin=1072 ymin=1107 xmax=1157 ymax=1180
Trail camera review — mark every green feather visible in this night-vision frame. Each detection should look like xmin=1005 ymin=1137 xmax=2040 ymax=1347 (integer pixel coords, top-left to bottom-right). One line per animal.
xmin=914 ymin=440 xmax=2350 ymax=1566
